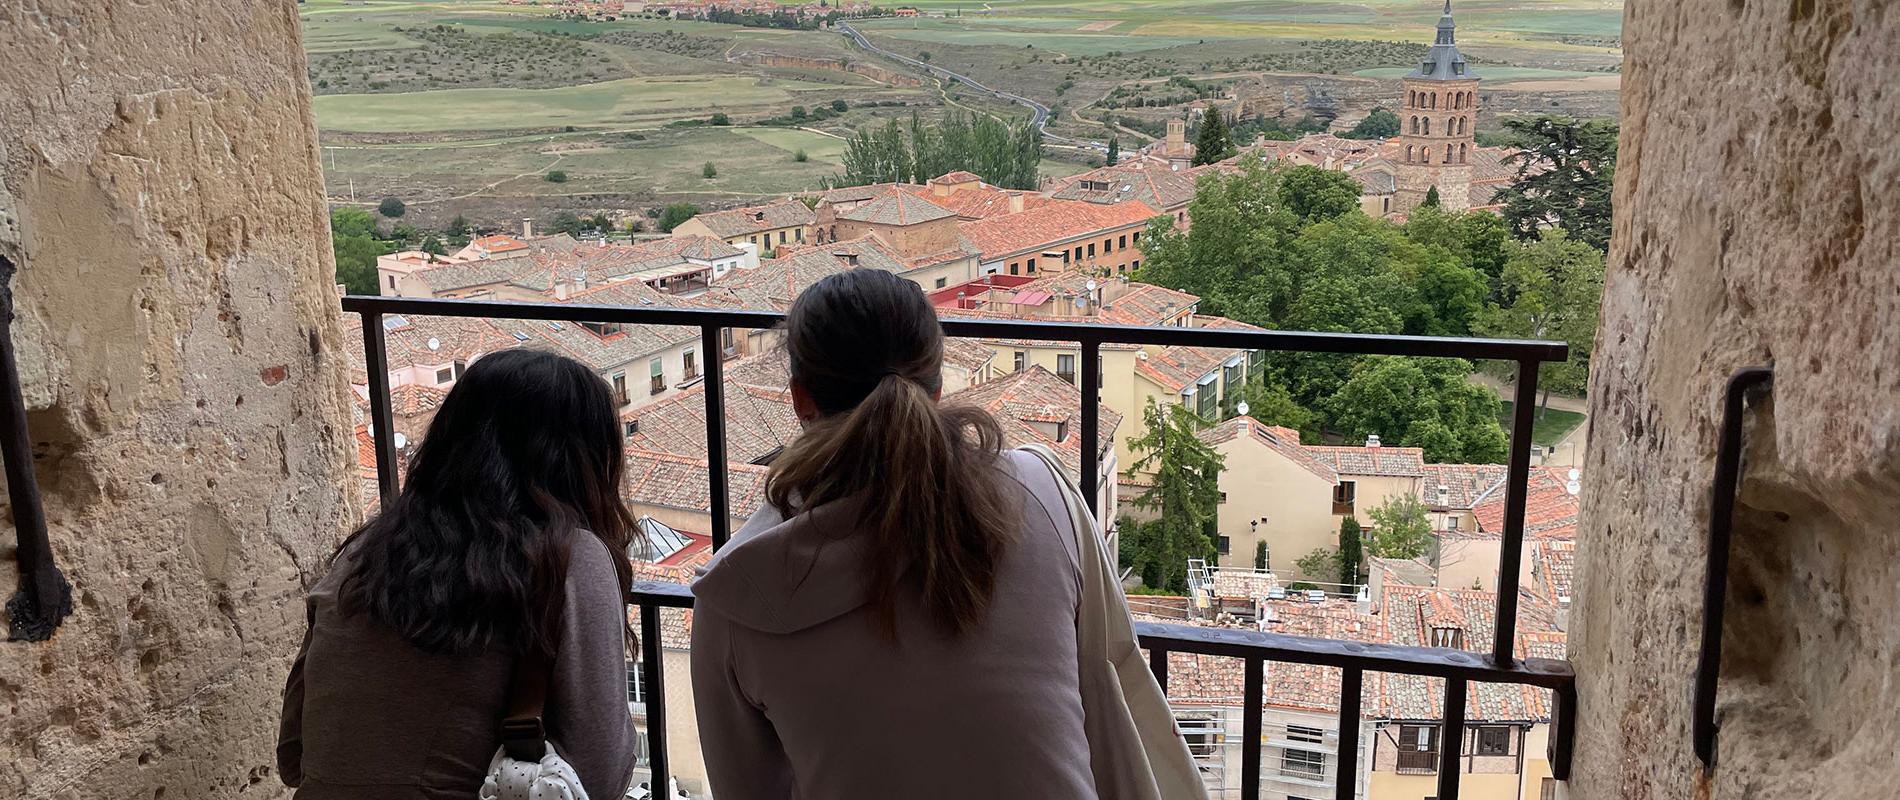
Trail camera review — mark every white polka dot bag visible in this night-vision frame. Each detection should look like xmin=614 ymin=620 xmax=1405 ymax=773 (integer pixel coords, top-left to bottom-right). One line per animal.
xmin=478 ymin=741 xmax=587 ymax=800
xmin=479 ymin=586 xmax=588 ymax=800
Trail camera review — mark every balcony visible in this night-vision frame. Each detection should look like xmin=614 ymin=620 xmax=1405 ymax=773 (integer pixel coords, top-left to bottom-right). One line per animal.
xmin=344 ymin=294 xmax=1575 ymax=800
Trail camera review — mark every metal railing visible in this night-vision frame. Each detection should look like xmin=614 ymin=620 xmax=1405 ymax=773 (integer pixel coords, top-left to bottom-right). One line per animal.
xmin=342 ymin=294 xmax=1575 ymax=800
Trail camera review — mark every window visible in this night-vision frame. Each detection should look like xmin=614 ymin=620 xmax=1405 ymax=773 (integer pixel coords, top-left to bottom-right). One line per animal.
xmin=1249 ymin=349 xmax=1265 ymax=373
xmin=581 ymin=321 xmax=623 ymax=337
xmin=1013 ymin=351 xmax=1026 ymax=372
xmin=453 ymin=359 xmax=467 ymax=380
xmin=796 ymin=228 xmax=804 ymax=242
xmin=1073 ymin=245 xmax=1082 ymax=262
xmin=1280 ymin=748 xmax=1325 ymax=781
xmin=1477 ymin=726 xmax=1511 ymax=756
xmin=1196 ymin=379 xmax=1217 ymax=418
xmin=1332 ymin=480 xmax=1357 ymax=514
xmin=1398 ymin=724 xmax=1438 ymax=772
xmin=1096 ymin=353 xmax=1104 ymax=388
xmin=626 ymin=660 xmax=645 ymax=705
xmin=721 ymin=327 xmax=735 ymax=354
xmin=1131 ymin=259 xmax=1141 ymax=272
xmin=386 ymin=274 xmax=396 ymax=289
xmin=1132 ymin=230 xmax=1141 ymax=244
xmin=1447 ymin=514 xmax=1460 ymax=531
xmin=1087 ymin=242 xmax=1096 ymax=258
xmin=1118 ymin=234 xmax=1128 ymax=250
xmin=935 ymin=277 xmax=947 ymax=289
xmin=649 ymin=358 xmax=664 ymax=394
xmin=1431 ymin=625 xmax=1465 ymax=649
xmin=1287 ymin=724 xmax=1325 ymax=744
xmin=434 ymin=367 xmax=453 ymax=385
xmin=1056 ymin=354 xmax=1076 ymax=384
xmin=611 ymin=373 xmax=628 ymax=404
xmin=779 ymin=230 xmax=788 ymax=244
xmin=1009 ymin=261 xmax=1020 ymax=276
xmin=1104 ymin=237 xmax=1114 ymax=253
xmin=1222 ymin=361 xmax=1243 ymax=408
xmin=683 ymin=348 xmax=698 ymax=380
xmin=1026 ymin=257 xmax=1037 ymax=273
xmin=622 ymin=419 xmax=639 ymax=439
xmin=1217 ymin=535 xmax=1230 ymax=555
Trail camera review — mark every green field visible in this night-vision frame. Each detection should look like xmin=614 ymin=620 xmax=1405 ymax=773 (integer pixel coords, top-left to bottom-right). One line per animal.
xmin=1352 ymin=66 xmax=1607 ymax=81
xmin=314 ymin=76 xmax=844 ymax=133
xmin=1500 ymin=402 xmax=1587 ymax=447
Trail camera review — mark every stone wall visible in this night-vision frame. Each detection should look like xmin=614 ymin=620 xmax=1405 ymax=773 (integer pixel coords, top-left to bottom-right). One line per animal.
xmin=0 ymin=1 xmax=360 ymax=798
xmin=1570 ymin=0 xmax=1896 ymax=798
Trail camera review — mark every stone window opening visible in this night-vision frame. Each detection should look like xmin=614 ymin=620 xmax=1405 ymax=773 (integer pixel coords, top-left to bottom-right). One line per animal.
xmin=1424 ymin=118 xmax=1432 ymax=135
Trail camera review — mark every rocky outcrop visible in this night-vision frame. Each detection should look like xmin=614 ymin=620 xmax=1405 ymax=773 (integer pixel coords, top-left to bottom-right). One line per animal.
xmin=1571 ymin=1 xmax=1897 ymax=798
xmin=734 ymin=51 xmax=925 ymax=87
xmin=0 ymin=1 xmax=359 ymax=797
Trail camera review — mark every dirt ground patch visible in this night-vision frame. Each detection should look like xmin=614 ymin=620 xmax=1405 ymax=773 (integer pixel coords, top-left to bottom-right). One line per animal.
xmin=1491 ymin=74 xmax=1622 ymax=92
xmin=1076 ymin=20 xmax=1122 ymax=32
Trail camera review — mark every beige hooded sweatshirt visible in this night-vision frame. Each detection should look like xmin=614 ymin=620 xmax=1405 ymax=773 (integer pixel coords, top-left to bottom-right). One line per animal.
xmin=689 ymin=449 xmax=1098 ymax=799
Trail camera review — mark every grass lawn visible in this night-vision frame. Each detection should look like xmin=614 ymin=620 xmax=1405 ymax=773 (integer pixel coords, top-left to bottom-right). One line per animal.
xmin=1500 ymin=401 xmax=1586 ymax=448
xmin=731 ymin=128 xmax=847 ymax=163
xmin=313 ymin=76 xmax=850 ymax=133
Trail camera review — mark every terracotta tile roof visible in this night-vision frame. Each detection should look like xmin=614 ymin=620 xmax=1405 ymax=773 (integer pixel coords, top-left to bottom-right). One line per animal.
xmin=467 ymin=234 xmax=529 ymax=254
xmin=1533 ymin=540 xmax=1576 ymax=602
xmin=389 ymin=383 xmax=448 ymax=416
xmin=701 ymin=243 xmax=863 ymax=310
xmin=1048 ymin=161 xmax=1200 ymax=212
xmin=1301 ymin=443 xmax=1427 ymax=478
xmin=509 ymin=236 xmax=738 ymax=293
xmin=486 ymin=288 xmax=700 ymax=372
xmin=627 ymin=606 xmax=694 ymax=650
xmin=835 ymin=192 xmax=957 ymax=226
xmin=622 ymin=370 xmax=800 ymax=465
xmin=957 ymin=199 xmax=1159 ymax=261
xmin=1136 ymin=343 xmax=1242 ymax=394
xmin=1097 ymin=283 xmax=1199 ymax=326
xmin=682 ymin=199 xmax=816 ymax=238
xmin=929 ymin=170 xmax=983 ymax=185
xmin=622 ymin=448 xmax=769 ymax=519
xmin=411 ymin=256 xmax=536 ymax=293
xmin=1471 ymin=466 xmax=1579 ymax=539
xmin=343 ymin=313 xmax=524 ymax=383
xmin=1197 ymin=417 xmax=1338 ymax=483
xmin=943 ymin=366 xmax=1121 ymax=484
xmin=943 ymin=336 xmax=997 ymax=374
xmin=1419 ymin=463 xmax=1510 ymax=510
xmin=1376 ymin=584 xmax=1559 ymax=721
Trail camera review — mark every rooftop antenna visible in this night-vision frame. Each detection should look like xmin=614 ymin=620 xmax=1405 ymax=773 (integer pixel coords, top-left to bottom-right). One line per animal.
xmin=426 ymin=337 xmax=440 ymax=352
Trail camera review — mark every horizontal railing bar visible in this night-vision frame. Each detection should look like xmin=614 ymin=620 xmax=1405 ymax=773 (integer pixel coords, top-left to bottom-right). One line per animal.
xmin=340 ymin=295 xmax=1570 ymax=362
xmin=630 ymin=583 xmax=1574 ymax=689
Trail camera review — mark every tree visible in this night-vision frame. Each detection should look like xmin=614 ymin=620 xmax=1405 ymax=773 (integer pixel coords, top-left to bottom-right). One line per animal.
xmin=831 ymin=99 xmax=849 ymax=112
xmin=702 ymin=162 xmax=718 ymax=179
xmin=918 ymin=51 xmax=931 ymax=62
xmin=1278 ymin=165 xmax=1361 ymax=223
xmin=377 ymin=196 xmax=406 ymax=218
xmin=1254 ymin=540 xmax=1268 ymax=570
xmin=794 ymin=148 xmax=809 ymax=163
xmin=1490 ymin=116 xmax=1618 ymax=251
xmin=420 ymin=235 xmax=446 ymax=256
xmin=1105 ymin=136 xmax=1120 ymax=166
xmin=445 ymin=215 xmax=472 ymax=246
xmin=1324 ymin=357 xmax=1507 ymax=464
xmin=1295 ymin=548 xmax=1338 ymax=582
xmin=1422 ymin=185 xmax=1441 ymax=207
xmin=550 ymin=212 xmax=585 ymax=236
xmin=1136 ymin=160 xmax=1302 ymax=323
xmin=1477 ymin=229 xmax=1605 ymax=402
xmin=1127 ymin=399 xmax=1226 ymax=592
xmin=1191 ymin=111 xmax=1235 ymax=166
xmin=1365 ymin=494 xmax=1433 ymax=560
xmin=658 ymin=202 xmax=699 ymax=232
xmin=1232 ymin=376 xmax=1317 ymax=438
xmin=330 ymin=208 xmax=390 ymax=295
xmin=710 ymin=113 xmax=730 ymax=126
xmin=545 ymin=170 xmax=569 ymax=183
xmin=1342 ymin=107 xmax=1401 ymax=140
xmin=390 ymin=222 xmax=418 ymax=243
xmin=1337 ymin=517 xmax=1363 ymax=586
xmin=836 ymin=111 xmax=1042 ymax=190
xmin=791 ymin=105 xmax=807 ymax=121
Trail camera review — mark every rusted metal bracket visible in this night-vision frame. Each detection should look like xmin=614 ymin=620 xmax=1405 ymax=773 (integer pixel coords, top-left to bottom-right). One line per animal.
xmin=1 ymin=254 xmax=70 ymax=641
xmin=1693 ymin=367 xmax=1774 ymax=771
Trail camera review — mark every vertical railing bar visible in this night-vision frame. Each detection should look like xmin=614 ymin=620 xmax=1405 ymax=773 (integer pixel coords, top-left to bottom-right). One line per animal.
xmin=1436 ymin=678 xmax=1468 ymax=800
xmin=1079 ymin=338 xmax=1101 ymax=517
xmin=1693 ymin=366 xmax=1773 ymax=770
xmin=1335 ymin=668 xmax=1363 ymax=800
xmin=1550 ymin=678 xmax=1577 ymax=780
xmin=1491 ymin=359 xmax=1540 ymax=664
xmin=360 ymin=312 xmax=399 ymax=503
xmin=700 ymin=326 xmax=731 ymax=550
xmin=639 ymin=605 xmax=670 ymax=793
xmin=1241 ymin=657 xmax=1264 ymax=800
xmin=0 ymin=254 xmax=72 ymax=641
xmin=1148 ymin=645 xmax=1168 ymax=690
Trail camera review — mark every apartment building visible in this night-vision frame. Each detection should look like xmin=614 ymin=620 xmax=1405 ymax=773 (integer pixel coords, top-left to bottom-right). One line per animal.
xmin=670 ymin=198 xmax=816 ymax=253
xmin=959 ymin=198 xmax=1159 ymax=278
xmin=376 ymin=232 xmax=754 ymax=300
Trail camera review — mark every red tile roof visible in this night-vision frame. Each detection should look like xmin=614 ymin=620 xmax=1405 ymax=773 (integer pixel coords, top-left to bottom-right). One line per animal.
xmin=682 ymin=199 xmax=816 ymax=238
xmin=943 ymin=366 xmax=1121 ymax=483
xmin=1471 ymin=466 xmax=1579 ymax=539
xmin=1419 ymin=463 xmax=1510 ymax=510
xmin=957 ymin=199 xmax=1159 ymax=261
xmin=622 ymin=448 xmax=769 ymax=519
xmin=1197 ymin=417 xmax=1338 ymax=483
xmin=1300 ymin=443 xmax=1427 ymax=478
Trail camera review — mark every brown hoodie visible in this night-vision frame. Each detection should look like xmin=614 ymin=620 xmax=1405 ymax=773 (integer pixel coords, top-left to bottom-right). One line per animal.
xmin=689 ymin=449 xmax=1098 ymax=799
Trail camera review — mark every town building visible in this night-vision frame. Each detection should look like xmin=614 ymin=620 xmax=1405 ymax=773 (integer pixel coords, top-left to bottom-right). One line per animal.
xmin=376 ymin=229 xmax=753 ymax=300
xmin=669 ymin=198 xmax=815 ymax=254
xmin=958 ymin=198 xmax=1159 ymax=278
xmin=1394 ymin=0 xmax=1482 ymax=212
xmin=1048 ymin=159 xmax=1203 ymax=229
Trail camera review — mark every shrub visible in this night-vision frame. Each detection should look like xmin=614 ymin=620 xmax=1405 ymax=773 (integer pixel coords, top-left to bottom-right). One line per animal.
xmin=545 ymin=170 xmax=569 ymax=183
xmin=702 ymin=162 xmax=717 ymax=179
xmin=793 ymin=149 xmax=809 ymax=163
xmin=376 ymin=196 xmax=406 ymax=218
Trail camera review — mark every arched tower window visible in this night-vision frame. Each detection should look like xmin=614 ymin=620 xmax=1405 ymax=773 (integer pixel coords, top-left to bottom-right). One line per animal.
xmin=1459 ymin=143 xmax=1468 ymax=163
xmin=1424 ymin=118 xmax=1432 ymax=135
xmin=1409 ymin=90 xmax=1417 ymax=107
xmin=1410 ymin=116 xmax=1419 ymax=134
xmin=1457 ymin=117 xmax=1466 ymax=135
xmin=1406 ymin=145 xmax=1414 ymax=162
xmin=1445 ymin=144 xmax=1453 ymax=162
xmin=1430 ymin=93 xmax=1437 ymax=109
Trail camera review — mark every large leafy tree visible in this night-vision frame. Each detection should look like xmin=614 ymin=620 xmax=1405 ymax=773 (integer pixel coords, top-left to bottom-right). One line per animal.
xmin=838 ymin=111 xmax=1043 ymax=189
xmin=1478 ymin=229 xmax=1605 ymax=402
xmin=1324 ymin=357 xmax=1507 ymax=463
xmin=1342 ymin=107 xmax=1401 ymax=140
xmin=330 ymin=207 xmax=390 ymax=295
xmin=1191 ymin=111 xmax=1236 ymax=166
xmin=1135 ymin=161 xmax=1301 ymax=323
xmin=658 ymin=203 xmax=700 ymax=233
xmin=1277 ymin=165 xmax=1362 ymax=224
xmin=1127 ymin=399 xmax=1226 ymax=592
xmin=1491 ymin=116 xmax=1618 ymax=251
xmin=1365 ymin=494 xmax=1433 ymax=560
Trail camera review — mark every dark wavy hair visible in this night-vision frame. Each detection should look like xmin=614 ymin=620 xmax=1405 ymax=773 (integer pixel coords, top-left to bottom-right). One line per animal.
xmin=335 ymin=348 xmax=635 ymax=656
xmin=767 ymin=269 xmax=1013 ymax=636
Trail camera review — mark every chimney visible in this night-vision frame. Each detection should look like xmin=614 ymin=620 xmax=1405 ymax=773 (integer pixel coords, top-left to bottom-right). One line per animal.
xmin=1437 ymin=484 xmax=1450 ymax=507
xmin=1366 ymin=434 xmax=1382 ymax=448
xmin=521 ymin=218 xmax=533 ymax=238
xmin=1555 ymin=595 xmax=1572 ymax=631
xmin=1354 ymin=584 xmax=1371 ymax=615
xmin=1008 ymin=193 xmax=1024 ymax=214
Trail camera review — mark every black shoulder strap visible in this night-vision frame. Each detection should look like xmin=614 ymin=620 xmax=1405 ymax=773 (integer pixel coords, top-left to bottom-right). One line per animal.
xmin=501 ymin=550 xmax=570 ymax=762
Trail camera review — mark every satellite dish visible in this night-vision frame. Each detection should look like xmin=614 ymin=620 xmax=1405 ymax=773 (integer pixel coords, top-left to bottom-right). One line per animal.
xmin=426 ymin=337 xmax=441 ymax=351
xmin=1236 ymin=400 xmax=1250 ymax=417
xmin=393 ymin=432 xmax=408 ymax=449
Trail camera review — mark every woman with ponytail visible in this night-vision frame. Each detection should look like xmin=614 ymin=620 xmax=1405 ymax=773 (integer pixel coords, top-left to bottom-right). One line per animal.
xmin=690 ymin=269 xmax=1102 ymax=799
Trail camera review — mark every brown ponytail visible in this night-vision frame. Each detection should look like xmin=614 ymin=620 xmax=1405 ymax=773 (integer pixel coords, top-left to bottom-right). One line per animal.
xmin=766 ymin=270 xmax=1014 ymax=637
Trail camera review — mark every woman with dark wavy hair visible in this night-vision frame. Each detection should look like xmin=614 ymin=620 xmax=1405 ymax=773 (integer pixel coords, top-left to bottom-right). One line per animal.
xmin=278 ymin=348 xmax=637 ymax=799
xmin=690 ymin=269 xmax=1103 ymax=799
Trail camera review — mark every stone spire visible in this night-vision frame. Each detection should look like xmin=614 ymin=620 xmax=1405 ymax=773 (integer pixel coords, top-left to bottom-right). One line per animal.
xmin=1409 ymin=0 xmax=1474 ymax=80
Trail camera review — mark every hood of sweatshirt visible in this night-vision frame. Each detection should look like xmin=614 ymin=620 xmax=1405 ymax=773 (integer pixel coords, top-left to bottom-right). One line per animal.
xmin=691 ymin=494 xmax=890 ymax=635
